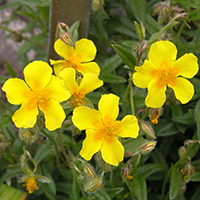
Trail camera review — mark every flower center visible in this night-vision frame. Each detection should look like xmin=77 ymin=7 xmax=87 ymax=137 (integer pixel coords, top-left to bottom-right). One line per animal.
xmin=151 ymin=61 xmax=179 ymax=88
xmin=26 ymin=88 xmax=51 ymax=111
xmin=94 ymin=120 xmax=121 ymax=144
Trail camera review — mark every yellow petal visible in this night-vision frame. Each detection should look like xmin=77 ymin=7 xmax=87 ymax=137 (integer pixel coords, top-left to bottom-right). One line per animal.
xmin=148 ymin=40 xmax=177 ymax=67
xmin=145 ymin=79 xmax=167 ymax=108
xmin=54 ymin=39 xmax=75 ymax=60
xmin=46 ymin=75 xmax=71 ymax=102
xmin=58 ymin=68 xmax=78 ymax=95
xmin=40 ymin=100 xmax=66 ymax=131
xmin=101 ymin=135 xmax=124 ymax=166
xmin=168 ymin=77 xmax=194 ymax=104
xmin=172 ymin=53 xmax=199 ymax=78
xmin=24 ymin=61 xmax=52 ymax=90
xmin=72 ymin=106 xmax=102 ymax=130
xmin=80 ymin=129 xmax=102 ymax=160
xmin=116 ymin=115 xmax=139 ymax=138
xmin=98 ymin=94 xmax=119 ymax=123
xmin=79 ymin=73 xmax=103 ymax=96
xmin=78 ymin=62 xmax=100 ymax=75
xmin=2 ymin=78 xmax=30 ymax=105
xmin=75 ymin=38 xmax=97 ymax=62
xmin=133 ymin=60 xmax=156 ymax=88
xmin=12 ymin=101 xmax=38 ymax=128
xmin=50 ymin=59 xmax=65 ymax=76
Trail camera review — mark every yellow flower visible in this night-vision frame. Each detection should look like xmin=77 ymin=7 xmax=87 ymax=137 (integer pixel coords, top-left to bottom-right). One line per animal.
xmin=2 ymin=61 xmax=71 ymax=131
xmin=133 ymin=40 xmax=199 ymax=108
xmin=50 ymin=38 xmax=100 ymax=76
xmin=58 ymin=68 xmax=103 ymax=108
xmin=23 ymin=176 xmax=39 ymax=193
xmin=72 ymin=93 xmax=139 ymax=166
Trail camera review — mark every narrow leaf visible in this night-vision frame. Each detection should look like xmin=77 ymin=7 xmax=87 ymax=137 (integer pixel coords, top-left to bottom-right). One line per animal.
xmin=169 ymin=167 xmax=182 ymax=200
xmin=132 ymin=174 xmax=147 ymax=200
xmin=194 ymin=99 xmax=200 ymax=140
xmin=112 ymin=44 xmax=136 ymax=70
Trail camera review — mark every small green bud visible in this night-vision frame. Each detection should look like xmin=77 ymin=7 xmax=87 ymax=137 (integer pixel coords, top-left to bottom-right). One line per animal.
xmin=140 ymin=141 xmax=157 ymax=155
xmin=140 ymin=121 xmax=156 ymax=139
xmin=134 ymin=21 xmax=145 ymax=41
xmin=84 ymin=175 xmax=104 ymax=193
xmin=19 ymin=128 xmax=38 ymax=144
xmin=92 ymin=0 xmax=104 ymax=12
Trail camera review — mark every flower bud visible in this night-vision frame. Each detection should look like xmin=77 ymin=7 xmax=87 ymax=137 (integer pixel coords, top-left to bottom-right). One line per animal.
xmin=122 ymin=163 xmax=132 ymax=182
xmin=178 ymin=146 xmax=187 ymax=159
xmin=83 ymin=162 xmax=96 ymax=178
xmin=140 ymin=121 xmax=156 ymax=139
xmin=57 ymin=22 xmax=74 ymax=46
xmin=84 ymin=175 xmax=104 ymax=193
xmin=180 ymin=163 xmax=195 ymax=182
xmin=19 ymin=128 xmax=38 ymax=144
xmin=134 ymin=21 xmax=145 ymax=42
xmin=149 ymin=107 xmax=163 ymax=124
xmin=140 ymin=141 xmax=157 ymax=155
xmin=12 ymin=31 xmax=23 ymax=42
xmin=92 ymin=0 xmax=104 ymax=12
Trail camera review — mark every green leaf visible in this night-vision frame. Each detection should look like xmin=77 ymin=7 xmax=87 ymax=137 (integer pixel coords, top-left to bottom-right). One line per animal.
xmin=172 ymin=112 xmax=195 ymax=125
xmin=16 ymin=0 xmax=50 ymax=7
xmin=34 ymin=143 xmax=52 ymax=164
xmin=0 ymin=183 xmax=28 ymax=200
xmin=186 ymin=142 xmax=200 ymax=159
xmin=128 ymin=0 xmax=146 ymax=23
xmin=106 ymin=187 xmax=123 ymax=199
xmin=169 ymin=167 xmax=183 ymax=200
xmin=138 ymin=163 xmax=167 ymax=179
xmin=90 ymin=189 xmax=111 ymax=200
xmin=70 ymin=21 xmax=80 ymax=44
xmin=0 ymin=167 xmax=24 ymax=182
xmin=188 ymin=8 xmax=200 ymax=21
xmin=101 ymin=54 xmax=122 ymax=74
xmin=99 ymin=74 xmax=126 ymax=83
xmin=145 ymin=14 xmax=161 ymax=35
xmin=191 ymin=172 xmax=200 ymax=182
xmin=148 ymin=21 xmax=179 ymax=48
xmin=132 ymin=174 xmax=147 ymax=200
xmin=5 ymin=60 xmax=16 ymax=78
xmin=0 ymin=116 xmax=12 ymax=129
xmin=173 ymin=0 xmax=200 ymax=8
xmin=123 ymin=136 xmax=147 ymax=153
xmin=112 ymin=44 xmax=137 ymax=70
xmin=156 ymin=121 xmax=179 ymax=137
xmin=194 ymin=99 xmax=200 ymax=140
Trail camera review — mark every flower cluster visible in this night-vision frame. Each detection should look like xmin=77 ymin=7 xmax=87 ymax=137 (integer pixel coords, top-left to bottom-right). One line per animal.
xmin=2 ymin=38 xmax=139 ymax=169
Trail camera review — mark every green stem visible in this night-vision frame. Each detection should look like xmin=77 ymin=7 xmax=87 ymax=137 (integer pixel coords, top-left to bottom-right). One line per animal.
xmin=0 ymin=99 xmax=14 ymax=114
xmin=40 ymin=129 xmax=68 ymax=179
xmin=0 ymin=24 xmax=47 ymax=47
xmin=56 ymin=130 xmax=71 ymax=164
xmin=130 ymin=81 xmax=135 ymax=115
xmin=122 ymin=81 xmax=131 ymax=116
xmin=0 ymin=130 xmax=19 ymax=162
xmin=175 ymin=22 xmax=185 ymax=43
